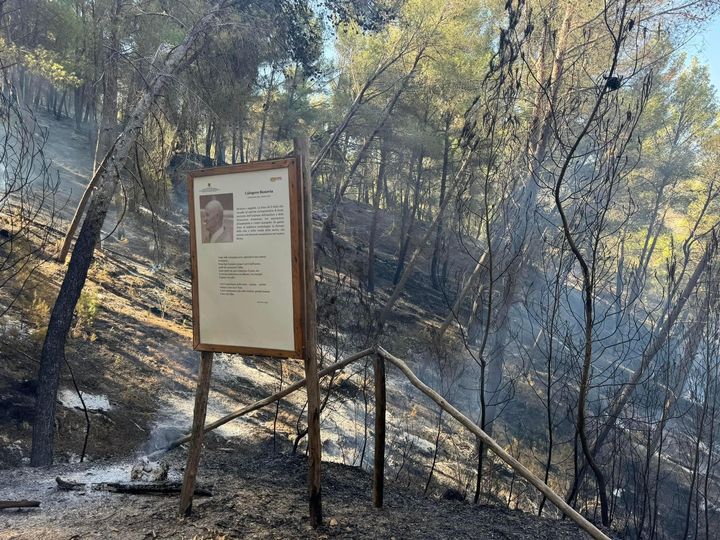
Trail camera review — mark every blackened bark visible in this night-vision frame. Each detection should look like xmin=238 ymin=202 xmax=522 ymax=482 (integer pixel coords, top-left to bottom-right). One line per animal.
xmin=431 ymin=112 xmax=452 ymax=289
xmin=31 ymin=4 xmax=225 ymax=466
xmin=393 ymin=135 xmax=425 ymax=285
xmin=368 ymin=135 xmax=389 ymax=292
xmin=94 ymin=0 xmax=120 ymax=171
xmin=257 ymin=67 xmax=276 ymax=161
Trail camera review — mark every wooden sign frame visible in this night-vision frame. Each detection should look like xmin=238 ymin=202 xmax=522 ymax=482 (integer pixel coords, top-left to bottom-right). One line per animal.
xmin=187 ymin=158 xmax=304 ymax=358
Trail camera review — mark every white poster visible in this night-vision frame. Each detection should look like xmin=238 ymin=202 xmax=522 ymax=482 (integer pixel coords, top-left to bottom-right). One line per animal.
xmin=190 ymin=162 xmax=301 ymax=356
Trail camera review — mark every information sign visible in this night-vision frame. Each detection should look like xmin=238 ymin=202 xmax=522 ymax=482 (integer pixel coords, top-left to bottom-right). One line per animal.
xmin=188 ymin=159 xmax=303 ymax=357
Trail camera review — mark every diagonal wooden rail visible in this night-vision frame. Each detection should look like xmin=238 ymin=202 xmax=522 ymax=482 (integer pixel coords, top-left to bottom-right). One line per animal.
xmin=149 ymin=348 xmax=375 ymax=459
xmin=376 ymin=346 xmax=610 ymax=540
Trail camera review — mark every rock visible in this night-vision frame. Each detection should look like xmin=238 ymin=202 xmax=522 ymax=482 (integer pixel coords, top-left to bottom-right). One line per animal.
xmin=131 ymin=458 xmax=169 ymax=482
xmin=329 ymin=518 xmax=338 ymax=527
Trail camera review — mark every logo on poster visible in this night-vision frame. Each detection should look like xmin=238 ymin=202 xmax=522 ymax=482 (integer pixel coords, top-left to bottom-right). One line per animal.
xmin=200 ymin=182 xmax=220 ymax=193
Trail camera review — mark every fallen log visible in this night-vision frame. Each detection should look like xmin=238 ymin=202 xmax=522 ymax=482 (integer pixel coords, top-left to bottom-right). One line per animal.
xmin=55 ymin=477 xmax=84 ymax=491
xmin=56 ymin=477 xmax=212 ymax=497
xmin=377 ymin=346 xmax=611 ymax=540
xmin=0 ymin=500 xmax=40 ymax=509
xmin=147 ymin=347 xmax=375 ymax=459
xmin=101 ymin=481 xmax=212 ymax=497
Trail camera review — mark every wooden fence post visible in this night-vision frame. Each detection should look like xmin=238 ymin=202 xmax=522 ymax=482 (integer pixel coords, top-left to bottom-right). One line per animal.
xmin=295 ymin=136 xmax=323 ymax=528
xmin=373 ymin=353 xmax=386 ymax=508
xmin=179 ymin=350 xmax=214 ymax=516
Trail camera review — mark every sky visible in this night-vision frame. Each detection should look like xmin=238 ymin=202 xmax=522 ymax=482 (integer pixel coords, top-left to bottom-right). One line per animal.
xmin=686 ymin=18 xmax=720 ymax=96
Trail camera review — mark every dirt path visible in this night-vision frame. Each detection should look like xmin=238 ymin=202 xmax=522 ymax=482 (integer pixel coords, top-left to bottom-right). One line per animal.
xmin=0 ymin=433 xmax=591 ymax=540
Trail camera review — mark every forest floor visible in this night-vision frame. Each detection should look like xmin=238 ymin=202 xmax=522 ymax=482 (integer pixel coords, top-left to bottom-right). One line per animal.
xmin=0 ymin=430 xmax=591 ymax=540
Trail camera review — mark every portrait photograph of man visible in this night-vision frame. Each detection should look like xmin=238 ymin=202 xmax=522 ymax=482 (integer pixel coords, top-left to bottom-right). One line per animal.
xmin=199 ymin=193 xmax=233 ymax=244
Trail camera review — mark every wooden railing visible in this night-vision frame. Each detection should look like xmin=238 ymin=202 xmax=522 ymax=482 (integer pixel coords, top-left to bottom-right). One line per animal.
xmin=160 ymin=345 xmax=610 ymax=540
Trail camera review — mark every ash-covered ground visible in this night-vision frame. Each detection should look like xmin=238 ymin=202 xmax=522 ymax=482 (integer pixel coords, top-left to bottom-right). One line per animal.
xmin=0 ymin=430 xmax=593 ymax=540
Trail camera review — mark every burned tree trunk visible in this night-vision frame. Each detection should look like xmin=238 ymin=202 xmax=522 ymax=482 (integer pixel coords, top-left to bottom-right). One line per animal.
xmin=368 ymin=134 xmax=390 ymax=293
xmin=95 ymin=0 xmax=121 ymax=172
xmin=430 ymin=112 xmax=452 ymax=289
xmin=257 ymin=67 xmax=276 ymax=161
xmin=30 ymin=3 xmax=227 ymax=467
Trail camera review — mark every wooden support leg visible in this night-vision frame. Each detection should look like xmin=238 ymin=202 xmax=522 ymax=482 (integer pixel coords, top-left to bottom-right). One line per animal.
xmin=373 ymin=353 xmax=386 ymax=508
xmin=295 ymin=136 xmax=322 ymax=527
xmin=179 ymin=350 xmax=214 ymax=517
xmin=304 ymin=354 xmax=322 ymax=527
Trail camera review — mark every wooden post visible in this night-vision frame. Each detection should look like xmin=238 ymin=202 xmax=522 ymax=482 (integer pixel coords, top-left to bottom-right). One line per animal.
xmin=373 ymin=353 xmax=386 ymax=508
xmin=179 ymin=350 xmax=214 ymax=516
xmin=294 ymin=136 xmax=323 ymax=528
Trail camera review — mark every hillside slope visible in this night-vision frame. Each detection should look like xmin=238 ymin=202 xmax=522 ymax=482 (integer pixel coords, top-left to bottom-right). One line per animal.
xmin=0 ymin=111 xmax=600 ymax=539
